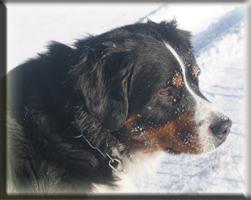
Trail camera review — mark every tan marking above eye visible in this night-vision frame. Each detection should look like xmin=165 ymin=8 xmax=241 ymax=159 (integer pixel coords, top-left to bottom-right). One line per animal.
xmin=171 ymin=73 xmax=182 ymax=88
xmin=192 ymin=64 xmax=200 ymax=77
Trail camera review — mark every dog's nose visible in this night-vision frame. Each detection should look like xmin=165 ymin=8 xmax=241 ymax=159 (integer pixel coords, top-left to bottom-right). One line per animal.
xmin=210 ymin=117 xmax=232 ymax=139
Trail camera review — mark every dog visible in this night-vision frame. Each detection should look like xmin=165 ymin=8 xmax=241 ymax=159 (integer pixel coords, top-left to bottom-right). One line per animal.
xmin=2 ymin=19 xmax=232 ymax=194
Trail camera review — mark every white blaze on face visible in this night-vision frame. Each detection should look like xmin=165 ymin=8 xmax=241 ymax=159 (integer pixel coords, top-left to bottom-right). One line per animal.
xmin=164 ymin=42 xmax=226 ymax=153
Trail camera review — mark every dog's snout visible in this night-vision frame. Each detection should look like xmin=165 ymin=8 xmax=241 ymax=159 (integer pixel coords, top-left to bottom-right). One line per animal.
xmin=210 ymin=117 xmax=232 ymax=139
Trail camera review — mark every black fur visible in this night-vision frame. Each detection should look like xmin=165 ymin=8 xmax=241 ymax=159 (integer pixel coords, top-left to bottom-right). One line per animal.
xmin=1 ymin=20 xmax=197 ymax=194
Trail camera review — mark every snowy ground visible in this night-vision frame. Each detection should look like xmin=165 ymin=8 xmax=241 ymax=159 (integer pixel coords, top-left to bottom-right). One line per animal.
xmin=6 ymin=2 xmax=247 ymax=195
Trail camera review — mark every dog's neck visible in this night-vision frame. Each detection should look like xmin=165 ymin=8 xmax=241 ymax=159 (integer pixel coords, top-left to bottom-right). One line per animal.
xmin=68 ymin=103 xmax=165 ymax=193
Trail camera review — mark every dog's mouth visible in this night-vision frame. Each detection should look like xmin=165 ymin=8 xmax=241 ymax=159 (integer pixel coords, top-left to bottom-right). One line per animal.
xmin=165 ymin=148 xmax=182 ymax=155
xmin=215 ymin=136 xmax=228 ymax=149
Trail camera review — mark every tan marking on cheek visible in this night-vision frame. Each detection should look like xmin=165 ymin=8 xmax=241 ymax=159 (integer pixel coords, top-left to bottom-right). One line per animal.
xmin=156 ymin=110 xmax=203 ymax=154
xmin=171 ymin=74 xmax=182 ymax=88
xmin=123 ymin=110 xmax=203 ymax=155
xmin=124 ymin=114 xmax=138 ymax=130
xmin=192 ymin=64 xmax=199 ymax=77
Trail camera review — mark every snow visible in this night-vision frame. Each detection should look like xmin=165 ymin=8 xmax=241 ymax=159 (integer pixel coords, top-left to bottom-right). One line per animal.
xmin=6 ymin=2 xmax=247 ymax=195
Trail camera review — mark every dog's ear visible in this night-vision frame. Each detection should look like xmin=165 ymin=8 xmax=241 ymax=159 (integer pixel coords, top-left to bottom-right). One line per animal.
xmin=147 ymin=20 xmax=193 ymax=52
xmin=166 ymin=19 xmax=194 ymax=51
xmin=177 ymin=29 xmax=193 ymax=52
xmin=70 ymin=41 xmax=133 ymax=131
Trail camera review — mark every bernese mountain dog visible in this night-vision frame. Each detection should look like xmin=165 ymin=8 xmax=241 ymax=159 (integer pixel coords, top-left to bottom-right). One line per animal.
xmin=2 ymin=20 xmax=232 ymax=194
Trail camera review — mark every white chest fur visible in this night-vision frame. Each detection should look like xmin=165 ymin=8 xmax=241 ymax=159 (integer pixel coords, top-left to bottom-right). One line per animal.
xmin=92 ymin=151 xmax=165 ymax=194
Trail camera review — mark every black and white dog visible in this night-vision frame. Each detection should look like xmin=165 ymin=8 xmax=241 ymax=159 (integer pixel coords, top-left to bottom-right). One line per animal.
xmin=2 ymin=20 xmax=232 ymax=194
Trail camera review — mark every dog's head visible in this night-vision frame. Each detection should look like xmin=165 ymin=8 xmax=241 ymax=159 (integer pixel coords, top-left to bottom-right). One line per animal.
xmin=70 ymin=20 xmax=232 ymax=155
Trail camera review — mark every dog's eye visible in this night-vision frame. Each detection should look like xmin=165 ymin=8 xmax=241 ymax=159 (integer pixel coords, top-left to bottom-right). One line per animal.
xmin=159 ymin=89 xmax=172 ymax=97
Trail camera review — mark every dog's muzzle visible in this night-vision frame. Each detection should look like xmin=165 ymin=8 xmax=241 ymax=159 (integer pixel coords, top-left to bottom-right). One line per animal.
xmin=210 ymin=117 xmax=232 ymax=147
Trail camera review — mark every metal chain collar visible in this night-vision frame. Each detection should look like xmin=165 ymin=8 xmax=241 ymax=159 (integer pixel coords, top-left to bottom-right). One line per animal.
xmin=72 ymin=115 xmax=126 ymax=174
